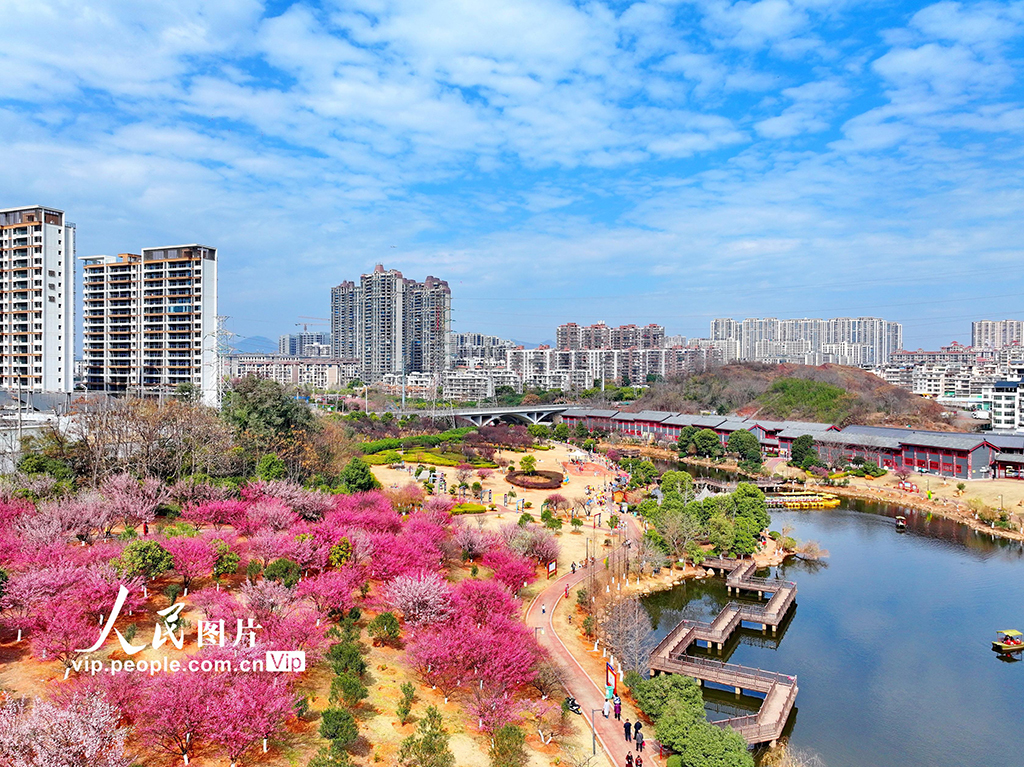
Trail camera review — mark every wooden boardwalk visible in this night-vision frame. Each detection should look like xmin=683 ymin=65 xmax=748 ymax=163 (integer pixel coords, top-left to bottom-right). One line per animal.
xmin=649 ymin=557 xmax=798 ymax=746
xmin=694 ymin=477 xmax=788 ymax=493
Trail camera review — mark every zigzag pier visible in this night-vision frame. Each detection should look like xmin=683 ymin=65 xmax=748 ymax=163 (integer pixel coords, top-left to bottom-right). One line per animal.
xmin=649 ymin=557 xmax=799 ymax=747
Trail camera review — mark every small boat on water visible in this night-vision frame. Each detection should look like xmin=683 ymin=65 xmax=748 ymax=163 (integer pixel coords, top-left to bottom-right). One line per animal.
xmin=895 ymin=516 xmax=907 ymax=531
xmin=992 ymin=630 xmax=1024 ymax=653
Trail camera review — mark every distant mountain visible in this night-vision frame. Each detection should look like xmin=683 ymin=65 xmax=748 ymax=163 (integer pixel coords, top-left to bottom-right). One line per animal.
xmin=511 ymin=338 xmax=554 ymax=349
xmin=231 ymin=335 xmax=278 ymax=354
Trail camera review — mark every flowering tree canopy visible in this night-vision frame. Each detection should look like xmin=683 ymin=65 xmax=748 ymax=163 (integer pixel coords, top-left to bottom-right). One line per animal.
xmin=386 ymin=572 xmax=453 ymax=626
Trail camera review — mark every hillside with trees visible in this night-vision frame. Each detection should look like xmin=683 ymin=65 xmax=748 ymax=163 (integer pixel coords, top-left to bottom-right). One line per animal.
xmin=630 ymin=363 xmax=953 ymax=429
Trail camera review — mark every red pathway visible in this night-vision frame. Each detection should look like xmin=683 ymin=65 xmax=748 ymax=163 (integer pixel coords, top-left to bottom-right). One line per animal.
xmin=524 ymin=518 xmax=661 ymax=767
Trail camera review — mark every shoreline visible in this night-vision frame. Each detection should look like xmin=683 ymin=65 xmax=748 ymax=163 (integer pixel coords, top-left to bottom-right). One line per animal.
xmin=663 ymin=453 xmax=1024 ymax=544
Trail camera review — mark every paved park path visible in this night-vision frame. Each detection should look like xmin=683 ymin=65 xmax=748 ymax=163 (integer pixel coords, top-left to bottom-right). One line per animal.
xmin=524 ymin=515 xmax=662 ymax=767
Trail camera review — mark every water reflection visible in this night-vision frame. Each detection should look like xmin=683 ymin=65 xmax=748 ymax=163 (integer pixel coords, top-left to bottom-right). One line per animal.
xmin=640 ymin=503 xmax=1024 ymax=767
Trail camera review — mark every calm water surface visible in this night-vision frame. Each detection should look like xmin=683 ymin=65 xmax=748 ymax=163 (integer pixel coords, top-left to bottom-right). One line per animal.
xmin=641 ymin=502 xmax=1024 ymax=767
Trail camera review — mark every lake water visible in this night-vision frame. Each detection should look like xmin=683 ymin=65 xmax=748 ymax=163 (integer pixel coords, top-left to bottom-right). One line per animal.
xmin=641 ymin=501 xmax=1024 ymax=767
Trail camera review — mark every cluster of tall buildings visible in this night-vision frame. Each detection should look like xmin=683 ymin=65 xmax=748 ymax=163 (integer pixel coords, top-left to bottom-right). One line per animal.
xmin=5 ymin=201 xmax=1018 ymax=415
xmin=709 ymin=316 xmax=903 ymax=366
xmin=330 ymin=265 xmax=451 ymax=381
xmin=278 ymin=332 xmax=331 ymax=357
xmin=971 ymin=320 xmax=1024 ymax=350
xmin=556 ymin=322 xmax=666 ymax=351
xmin=872 ymin=339 xmax=1024 ymax=431
xmin=0 ymin=205 xmax=219 ymax=405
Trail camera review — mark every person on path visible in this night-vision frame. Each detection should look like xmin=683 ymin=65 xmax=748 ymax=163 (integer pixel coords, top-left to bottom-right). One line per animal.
xmin=635 ymin=756 xmax=643 ymax=767
xmin=623 ymin=719 xmax=632 ymax=743
xmin=613 ymin=697 xmax=622 ymax=720
xmin=625 ymin=753 xmax=634 ymax=767
xmin=635 ymin=729 xmax=644 ymax=753
xmin=603 ymin=698 xmax=611 ymax=718
xmin=541 ymin=604 xmax=546 ymax=615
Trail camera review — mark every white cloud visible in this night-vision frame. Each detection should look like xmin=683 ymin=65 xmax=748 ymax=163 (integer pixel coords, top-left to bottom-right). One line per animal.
xmin=0 ymin=0 xmax=1021 ymax=347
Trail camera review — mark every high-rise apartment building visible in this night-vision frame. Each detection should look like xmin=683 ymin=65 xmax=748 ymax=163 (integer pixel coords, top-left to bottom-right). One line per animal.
xmin=710 ymin=316 xmax=902 ymax=366
xmin=279 ymin=332 xmax=331 ymax=356
xmin=330 ymin=265 xmax=451 ymax=381
xmin=0 ymin=206 xmax=74 ymax=392
xmin=972 ymin=320 xmax=1024 ymax=350
xmin=453 ymin=332 xmax=515 ymax=365
xmin=82 ymin=245 xmax=219 ymax=405
xmin=555 ymin=321 xmax=665 ymax=351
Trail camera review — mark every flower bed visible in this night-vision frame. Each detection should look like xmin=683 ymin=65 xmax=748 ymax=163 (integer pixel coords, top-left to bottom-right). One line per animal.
xmin=505 ymin=470 xmax=564 ymax=490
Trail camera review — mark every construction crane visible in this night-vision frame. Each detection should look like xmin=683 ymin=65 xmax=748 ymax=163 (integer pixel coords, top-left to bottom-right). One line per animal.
xmin=295 ymin=316 xmax=330 ymax=332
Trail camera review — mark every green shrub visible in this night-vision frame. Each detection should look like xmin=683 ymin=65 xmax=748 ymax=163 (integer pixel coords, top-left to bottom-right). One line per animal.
xmin=397 ymin=681 xmax=415 ymax=725
xmin=307 ymin=746 xmax=353 ymax=767
xmin=452 ymin=503 xmax=487 ymax=515
xmin=367 ymin=612 xmax=401 ymax=646
xmin=256 ymin=453 xmax=287 ymax=481
xmin=264 ymin=557 xmax=302 ymax=588
xmin=329 ymin=538 xmax=353 ymax=567
xmin=246 ymin=559 xmax=263 ymax=582
xmin=576 ymin=588 xmax=589 ymax=611
xmin=631 ymin=674 xmax=703 ymax=720
xmin=489 ymin=724 xmax=527 ymax=767
xmin=114 ymin=540 xmax=173 ymax=581
xmin=330 ymin=671 xmax=369 ymax=707
xmin=212 ymin=541 xmax=240 ymax=579
xmin=582 ymin=616 xmax=595 ymax=637
xmin=398 ymin=705 xmax=454 ymax=767
xmin=623 ymin=669 xmax=643 ymax=690
xmin=319 ymin=708 xmax=358 ymax=745
xmin=327 ymin=642 xmax=367 ymax=675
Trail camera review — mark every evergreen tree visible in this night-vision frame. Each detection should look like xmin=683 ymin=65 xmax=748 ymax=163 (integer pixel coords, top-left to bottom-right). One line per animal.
xmin=398 ymin=705 xmax=455 ymax=767
xmin=340 ymin=457 xmax=382 ymax=493
xmin=489 ymin=724 xmax=527 ymax=767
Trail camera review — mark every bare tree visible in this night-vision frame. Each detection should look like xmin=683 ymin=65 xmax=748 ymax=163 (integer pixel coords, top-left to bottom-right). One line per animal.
xmin=629 ymin=535 xmax=667 ymax=575
xmin=600 ymin=597 xmax=657 ymax=675
xmin=660 ymin=511 xmax=702 ymax=557
xmin=561 ymin=745 xmax=599 ymax=767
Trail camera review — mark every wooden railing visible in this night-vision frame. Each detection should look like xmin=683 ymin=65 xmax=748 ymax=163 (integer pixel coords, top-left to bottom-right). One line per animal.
xmin=651 ymin=555 xmax=799 ymax=745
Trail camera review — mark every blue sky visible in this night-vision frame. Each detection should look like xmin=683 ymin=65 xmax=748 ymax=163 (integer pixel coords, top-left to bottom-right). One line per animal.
xmin=2 ymin=0 xmax=1023 ymax=349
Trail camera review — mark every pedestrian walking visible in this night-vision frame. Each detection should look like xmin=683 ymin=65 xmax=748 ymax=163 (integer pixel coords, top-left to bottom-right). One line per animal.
xmin=603 ymin=698 xmax=611 ymax=718
xmin=613 ymin=697 xmax=622 ymax=720
xmin=635 ymin=756 xmax=643 ymax=767
xmin=623 ymin=719 xmax=632 ymax=743
xmin=541 ymin=604 xmax=546 ymax=615
xmin=635 ymin=729 xmax=644 ymax=753
xmin=625 ymin=753 xmax=634 ymax=767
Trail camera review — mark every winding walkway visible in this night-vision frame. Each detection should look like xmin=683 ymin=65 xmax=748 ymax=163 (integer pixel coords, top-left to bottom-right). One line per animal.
xmin=649 ymin=557 xmax=798 ymax=746
xmin=525 ymin=518 xmax=662 ymax=767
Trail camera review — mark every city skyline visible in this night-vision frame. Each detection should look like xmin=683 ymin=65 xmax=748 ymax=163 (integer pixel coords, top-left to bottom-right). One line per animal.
xmin=2 ymin=2 xmax=1022 ymax=349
